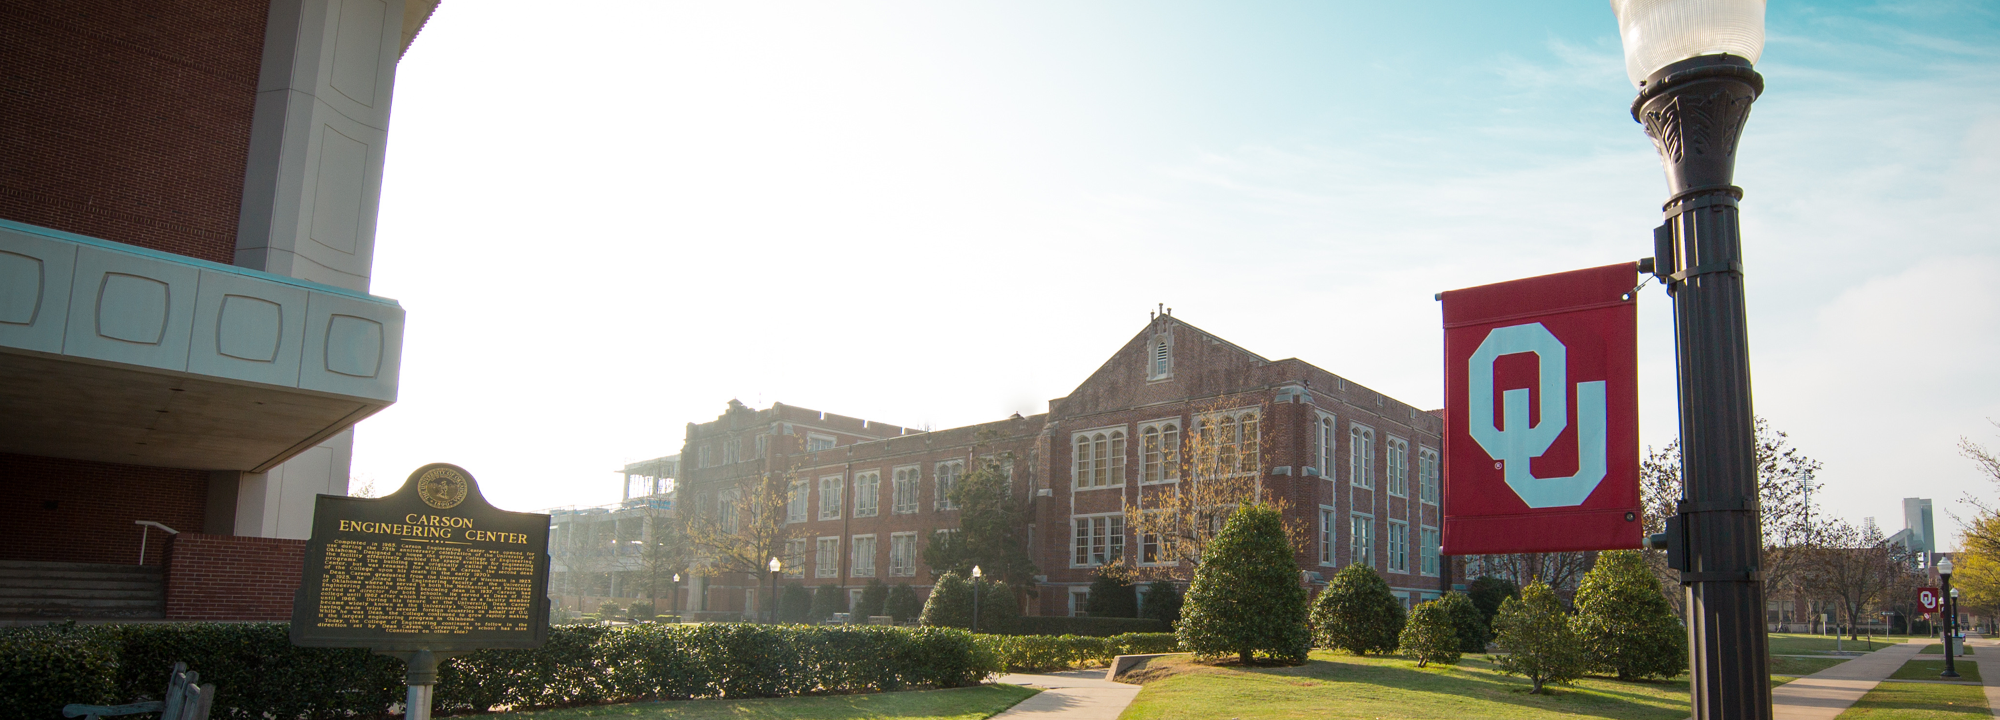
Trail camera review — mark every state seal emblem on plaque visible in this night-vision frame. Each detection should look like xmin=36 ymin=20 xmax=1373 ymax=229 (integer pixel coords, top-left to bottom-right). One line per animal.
xmin=417 ymin=467 xmax=469 ymax=509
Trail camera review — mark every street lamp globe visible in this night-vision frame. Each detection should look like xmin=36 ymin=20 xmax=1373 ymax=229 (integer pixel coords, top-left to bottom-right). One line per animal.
xmin=1940 ymin=557 xmax=1955 ymax=578
xmin=769 ymin=557 xmax=783 ymax=573
xmin=673 ymin=573 xmax=680 ymax=582
xmin=1952 ymin=588 xmax=1961 ymax=599
xmin=1611 ymin=0 xmax=1765 ymax=87
xmin=971 ymin=566 xmax=983 ymax=579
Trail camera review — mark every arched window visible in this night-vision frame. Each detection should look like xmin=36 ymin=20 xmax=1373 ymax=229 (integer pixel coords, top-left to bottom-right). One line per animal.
xmin=1148 ymin=336 xmax=1171 ymax=379
xmin=1073 ymin=429 xmax=1128 ymax=489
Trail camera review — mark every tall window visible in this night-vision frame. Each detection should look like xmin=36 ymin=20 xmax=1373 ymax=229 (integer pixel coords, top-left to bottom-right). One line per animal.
xmin=850 ymin=535 xmax=877 ymax=577
xmin=722 ymin=440 xmax=739 ymax=465
xmin=783 ymin=538 xmax=807 ymax=578
xmin=1420 ymin=527 xmax=1441 ymax=576
xmin=1148 ymin=336 xmax=1171 ymax=379
xmin=1200 ymin=411 xmax=1261 ymax=474
xmin=786 ymin=479 xmax=809 ymax=523
xmin=1073 ymin=429 xmax=1127 ymax=489
xmin=1073 ymin=514 xmax=1126 ymax=566
xmin=719 ymin=490 xmax=739 ymax=533
xmin=1319 ymin=507 xmax=1338 ymax=565
xmin=1317 ymin=415 xmax=1337 ymax=476
xmin=1349 ymin=426 xmax=1376 ymax=488
xmin=1387 ymin=521 xmax=1409 ymax=573
xmin=892 ymin=466 xmax=920 ymax=514
xmin=815 ymin=537 xmax=840 ymax=578
xmin=1140 ymin=422 xmax=1180 ymax=483
xmin=819 ymin=475 xmax=843 ymax=520
xmin=1386 ymin=438 xmax=1410 ymax=497
xmin=889 ymin=532 xmax=917 ymax=577
xmin=1418 ymin=448 xmax=1440 ymax=504
xmin=935 ymin=461 xmax=964 ymax=510
xmin=1351 ymin=515 xmax=1374 ymax=567
xmin=853 ymin=472 xmax=880 ymax=518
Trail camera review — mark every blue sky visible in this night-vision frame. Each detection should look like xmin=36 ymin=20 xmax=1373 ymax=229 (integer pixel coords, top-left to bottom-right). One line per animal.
xmin=362 ymin=1 xmax=2000 ymax=547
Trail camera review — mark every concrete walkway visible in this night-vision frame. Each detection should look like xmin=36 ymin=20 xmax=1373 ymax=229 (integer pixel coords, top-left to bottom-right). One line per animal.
xmin=1771 ymin=638 xmax=1930 ymax=720
xmin=990 ymin=669 xmax=1142 ymax=720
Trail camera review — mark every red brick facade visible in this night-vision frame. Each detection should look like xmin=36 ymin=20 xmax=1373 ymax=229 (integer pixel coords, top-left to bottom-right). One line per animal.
xmin=0 ymin=1 xmax=268 ymax=263
xmin=0 ymin=453 xmax=209 ymax=566
xmin=163 ymin=533 xmax=305 ymax=621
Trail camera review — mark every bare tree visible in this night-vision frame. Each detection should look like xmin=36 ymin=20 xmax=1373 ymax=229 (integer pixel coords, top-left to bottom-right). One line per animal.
xmin=1957 ymin=419 xmax=2000 ymax=558
xmin=1473 ymin=552 xmax=1596 ymax=602
xmin=635 ymin=503 xmax=692 ymax=617
xmin=682 ymin=463 xmax=808 ymax=608
xmin=1801 ymin=518 xmax=1914 ymax=640
xmin=1124 ymin=398 xmax=1306 ymax=581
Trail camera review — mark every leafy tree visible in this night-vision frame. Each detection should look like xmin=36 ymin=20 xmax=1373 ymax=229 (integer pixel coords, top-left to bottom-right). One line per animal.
xmin=628 ymin=601 xmax=655 ymax=619
xmin=924 ymin=455 xmax=1037 ymax=592
xmin=778 ymin=582 xmax=812 ymax=623
xmin=1572 ymin=550 xmax=1686 ymax=680
xmin=1086 ymin=566 xmax=1139 ymax=618
xmin=887 ymin=583 xmax=924 ymax=622
xmin=856 ymin=578 xmax=890 ymax=619
xmin=975 ymin=579 xmax=1020 ymax=632
xmin=1309 ymin=564 xmax=1405 ymax=655
xmin=1467 ymin=576 xmax=1519 ymax=630
xmin=809 ymin=584 xmax=847 ymax=622
xmin=1437 ymin=591 xmax=1488 ymax=653
xmin=1178 ymin=504 xmax=1310 ymax=665
xmin=1140 ymin=580 xmax=1184 ymax=628
xmin=1399 ymin=600 xmax=1462 ymax=667
xmin=1954 ymin=422 xmax=2000 ymax=618
xmin=1492 ymin=581 xmax=1584 ymax=694
xmin=920 ymin=570 xmax=974 ymax=629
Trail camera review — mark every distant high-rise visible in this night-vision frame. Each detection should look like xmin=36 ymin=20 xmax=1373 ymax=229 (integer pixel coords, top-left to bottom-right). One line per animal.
xmin=1889 ymin=497 xmax=1935 ymax=566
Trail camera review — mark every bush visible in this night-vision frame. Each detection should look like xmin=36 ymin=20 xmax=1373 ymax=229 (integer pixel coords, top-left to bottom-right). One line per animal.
xmin=1468 ymin=576 xmax=1519 ymax=632
xmin=920 ymin=571 xmax=974 ymax=629
xmin=1492 ymin=581 xmax=1584 ymax=694
xmin=599 ymin=601 xmax=623 ymax=617
xmin=1309 ymin=564 xmax=1405 ymax=655
xmin=976 ymin=632 xmax=1180 ymax=673
xmin=811 ymin=584 xmax=849 ymax=622
xmin=0 ymin=622 xmax=996 ymax=720
xmin=1178 ymin=504 xmax=1310 ymax=665
xmin=856 ymin=579 xmax=890 ymax=619
xmin=998 ymin=616 xmax=1169 ymax=637
xmin=779 ymin=583 xmax=813 ymax=623
xmin=1086 ymin=568 xmax=1138 ymax=618
xmin=1572 ymin=550 xmax=1686 ymax=680
xmin=1399 ymin=600 xmax=1461 ymax=667
xmin=972 ymin=580 xmax=1019 ymax=632
xmin=1139 ymin=580 xmax=1184 ymax=628
xmin=1438 ymin=591 xmax=1489 ymax=653
xmin=884 ymin=583 xmax=920 ymax=622
xmin=628 ymin=602 xmax=655 ymax=619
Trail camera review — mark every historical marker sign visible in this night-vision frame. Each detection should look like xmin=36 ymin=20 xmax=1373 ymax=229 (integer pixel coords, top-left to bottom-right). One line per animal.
xmin=1440 ymin=263 xmax=1643 ymax=554
xmin=291 ymin=463 xmax=550 ymax=652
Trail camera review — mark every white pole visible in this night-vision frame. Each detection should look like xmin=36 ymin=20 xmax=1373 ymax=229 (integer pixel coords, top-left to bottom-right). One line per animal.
xmin=405 ymin=684 xmax=431 ymax=720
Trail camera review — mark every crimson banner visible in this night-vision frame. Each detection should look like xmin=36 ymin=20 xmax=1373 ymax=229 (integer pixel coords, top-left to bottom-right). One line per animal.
xmin=1441 ymin=263 xmax=1642 ymax=554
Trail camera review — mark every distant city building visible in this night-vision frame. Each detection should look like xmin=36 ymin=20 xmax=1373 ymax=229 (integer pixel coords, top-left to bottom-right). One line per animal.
xmin=1888 ymin=497 xmax=1935 ymax=567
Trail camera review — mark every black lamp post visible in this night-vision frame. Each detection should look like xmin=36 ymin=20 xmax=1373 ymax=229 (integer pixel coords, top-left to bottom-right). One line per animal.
xmin=671 ymin=573 xmax=682 ymax=620
xmin=1614 ymin=1 xmax=1770 ymax=717
xmin=971 ymin=566 xmax=983 ymax=633
xmin=768 ymin=557 xmax=783 ymax=624
xmin=1939 ymin=555 xmax=1960 ymax=678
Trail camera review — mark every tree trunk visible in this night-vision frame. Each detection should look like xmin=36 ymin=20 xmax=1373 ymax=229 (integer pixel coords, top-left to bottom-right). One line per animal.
xmin=1239 ymin=650 xmax=1252 ymax=665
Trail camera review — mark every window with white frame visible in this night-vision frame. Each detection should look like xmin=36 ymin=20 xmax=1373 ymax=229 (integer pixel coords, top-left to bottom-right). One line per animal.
xmin=807 ymin=434 xmax=836 ymax=452
xmin=1140 ymin=422 xmax=1180 ymax=483
xmin=892 ymin=466 xmax=920 ymax=514
xmin=783 ymin=537 xmax=807 ymax=578
xmin=1387 ymin=521 xmax=1409 ymax=572
xmin=1072 ymin=514 xmax=1125 ymax=567
xmin=1420 ymin=527 xmax=1440 ymax=576
xmin=889 ymin=532 xmax=917 ymax=577
xmin=819 ymin=475 xmax=843 ymax=520
xmin=787 ymin=479 xmax=809 ymax=523
xmin=1386 ymin=438 xmax=1410 ymax=497
xmin=719 ymin=490 xmax=740 ymax=533
xmin=1319 ymin=507 xmax=1338 ymax=565
xmin=935 ymin=460 xmax=964 ymax=510
xmin=1349 ymin=425 xmax=1376 ymax=488
xmin=1316 ymin=415 xmax=1337 ymax=476
xmin=853 ymin=471 xmax=880 ymax=518
xmin=850 ymin=535 xmax=877 ymax=577
xmin=1069 ymin=588 xmax=1091 ymax=617
xmin=1148 ymin=335 xmax=1172 ymax=380
xmin=1418 ymin=447 xmax=1440 ymax=504
xmin=1351 ymin=514 xmax=1374 ymax=567
xmin=815 ymin=537 xmax=840 ymax=578
xmin=1198 ymin=411 xmax=1261 ymax=475
xmin=1073 ymin=429 xmax=1127 ymax=489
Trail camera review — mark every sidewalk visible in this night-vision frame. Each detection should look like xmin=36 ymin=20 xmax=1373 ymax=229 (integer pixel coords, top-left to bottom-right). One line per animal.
xmin=1771 ymin=638 xmax=1928 ymax=720
xmin=990 ymin=669 xmax=1142 ymax=720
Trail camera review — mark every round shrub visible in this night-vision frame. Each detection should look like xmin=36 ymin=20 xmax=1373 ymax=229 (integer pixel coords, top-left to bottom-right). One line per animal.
xmin=1398 ymin=599 xmax=1461 ymax=667
xmin=1572 ymin=550 xmax=1686 ymax=680
xmin=856 ymin=578 xmax=890 ymax=619
xmin=1437 ymin=591 xmax=1489 ymax=653
xmin=1309 ymin=563 xmax=1405 ymax=655
xmin=1086 ymin=567 xmax=1138 ymax=618
xmin=778 ymin=582 xmax=813 ymax=623
xmin=810 ymin=583 xmax=848 ymax=622
xmin=1139 ymin=580 xmax=1184 ymax=628
xmin=887 ymin=583 xmax=924 ymax=622
xmin=920 ymin=570 xmax=974 ymax=629
xmin=1467 ymin=575 xmax=1518 ymax=632
xmin=1177 ymin=504 xmax=1310 ymax=665
xmin=1492 ymin=581 xmax=1583 ymax=694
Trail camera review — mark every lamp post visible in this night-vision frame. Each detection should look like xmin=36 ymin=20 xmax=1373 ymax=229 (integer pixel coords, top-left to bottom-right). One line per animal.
xmin=971 ymin=566 xmax=983 ymax=633
xmin=1613 ymin=1 xmax=1769 ymax=717
xmin=768 ymin=557 xmax=783 ymax=624
xmin=672 ymin=573 xmax=682 ymax=620
xmin=1940 ymin=557 xmax=1957 ymax=677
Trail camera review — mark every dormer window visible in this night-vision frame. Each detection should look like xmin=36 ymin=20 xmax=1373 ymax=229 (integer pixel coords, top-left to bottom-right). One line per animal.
xmin=1148 ymin=335 xmax=1172 ymax=380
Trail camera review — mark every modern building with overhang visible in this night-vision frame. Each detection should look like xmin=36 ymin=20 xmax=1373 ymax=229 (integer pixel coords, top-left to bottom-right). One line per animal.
xmin=1 ymin=0 xmax=440 ymax=621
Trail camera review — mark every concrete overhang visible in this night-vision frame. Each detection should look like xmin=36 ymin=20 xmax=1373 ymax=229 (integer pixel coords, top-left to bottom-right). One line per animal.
xmin=0 ymin=220 xmax=403 ymax=472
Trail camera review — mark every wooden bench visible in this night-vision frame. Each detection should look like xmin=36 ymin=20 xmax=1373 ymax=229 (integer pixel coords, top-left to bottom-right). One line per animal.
xmin=63 ymin=662 xmax=213 ymax=720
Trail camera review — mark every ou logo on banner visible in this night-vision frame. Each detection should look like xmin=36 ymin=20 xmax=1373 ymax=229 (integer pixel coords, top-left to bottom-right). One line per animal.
xmin=1467 ymin=322 xmax=1607 ymax=509
xmin=1919 ymin=588 xmax=1941 ymax=612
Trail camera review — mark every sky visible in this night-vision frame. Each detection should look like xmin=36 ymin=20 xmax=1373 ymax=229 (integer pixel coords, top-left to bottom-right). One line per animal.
xmin=357 ymin=1 xmax=2000 ymax=549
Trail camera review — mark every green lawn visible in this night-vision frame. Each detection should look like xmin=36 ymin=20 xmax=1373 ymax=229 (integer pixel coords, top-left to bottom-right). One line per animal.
xmin=1117 ymin=651 xmax=1797 ymax=720
xmin=1889 ymin=660 xmax=1982 ymax=683
xmin=477 ymin=684 xmax=1038 ymax=720
xmin=1919 ymin=644 xmax=1975 ymax=655
xmin=1836 ymin=680 xmax=1990 ymax=718
xmin=1771 ymin=655 xmax=1850 ymax=676
xmin=1769 ymin=633 xmax=1901 ymax=655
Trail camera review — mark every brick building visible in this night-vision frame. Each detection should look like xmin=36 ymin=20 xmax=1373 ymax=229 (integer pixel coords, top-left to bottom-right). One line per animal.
xmin=665 ymin=313 xmax=1450 ymax=618
xmin=1 ymin=0 xmax=438 ymax=620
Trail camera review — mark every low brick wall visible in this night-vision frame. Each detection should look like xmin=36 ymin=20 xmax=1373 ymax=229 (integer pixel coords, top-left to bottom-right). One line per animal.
xmin=163 ymin=533 xmax=305 ymax=621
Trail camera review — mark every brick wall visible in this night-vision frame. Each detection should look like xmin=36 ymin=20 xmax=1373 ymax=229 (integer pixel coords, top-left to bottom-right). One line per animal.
xmin=0 ymin=1 xmax=268 ymax=262
xmin=0 ymin=453 xmax=209 ymax=566
xmin=163 ymin=533 xmax=305 ymax=621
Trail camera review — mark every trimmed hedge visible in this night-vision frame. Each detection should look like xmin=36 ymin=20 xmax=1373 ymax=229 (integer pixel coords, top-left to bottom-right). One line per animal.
xmin=0 ymin=622 xmax=995 ymax=720
xmin=990 ymin=616 xmax=1169 ymax=637
xmin=977 ymin=632 xmax=1180 ymax=673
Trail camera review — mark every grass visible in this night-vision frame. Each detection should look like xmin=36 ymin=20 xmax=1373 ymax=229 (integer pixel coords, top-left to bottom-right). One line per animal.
xmin=476 ymin=684 xmax=1038 ymax=720
xmin=1769 ymin=633 xmax=1902 ymax=655
xmin=1890 ymin=660 xmax=1982 ymax=683
xmin=1771 ymin=655 xmax=1851 ymax=676
xmin=1919 ymin=644 xmax=1975 ymax=655
xmin=1116 ymin=650 xmax=1811 ymax=720
xmin=1836 ymin=680 xmax=1990 ymax=718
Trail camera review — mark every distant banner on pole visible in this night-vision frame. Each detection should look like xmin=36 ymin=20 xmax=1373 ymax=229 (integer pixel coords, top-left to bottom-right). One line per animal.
xmin=1919 ymin=587 xmax=1941 ymax=612
xmin=1441 ymin=263 xmax=1642 ymax=554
